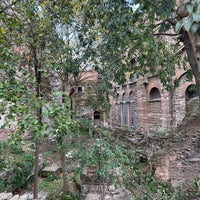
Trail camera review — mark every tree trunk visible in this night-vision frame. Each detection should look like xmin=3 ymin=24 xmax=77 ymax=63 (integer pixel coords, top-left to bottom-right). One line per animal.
xmin=33 ymin=46 xmax=42 ymax=199
xmin=181 ymin=30 xmax=200 ymax=102
xmin=61 ymin=138 xmax=69 ymax=195
xmin=33 ymin=139 xmax=40 ymax=199
xmin=61 ymin=80 xmax=70 ymax=195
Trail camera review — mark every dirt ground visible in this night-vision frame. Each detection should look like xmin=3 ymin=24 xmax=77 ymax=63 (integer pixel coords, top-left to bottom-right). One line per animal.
xmin=39 ymin=138 xmax=61 ymax=167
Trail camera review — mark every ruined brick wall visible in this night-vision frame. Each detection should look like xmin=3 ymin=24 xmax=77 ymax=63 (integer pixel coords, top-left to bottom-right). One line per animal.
xmin=152 ymin=105 xmax=200 ymax=187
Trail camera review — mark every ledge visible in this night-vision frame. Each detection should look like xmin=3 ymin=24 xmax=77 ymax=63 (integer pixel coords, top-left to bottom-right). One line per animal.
xmin=149 ymin=99 xmax=161 ymax=103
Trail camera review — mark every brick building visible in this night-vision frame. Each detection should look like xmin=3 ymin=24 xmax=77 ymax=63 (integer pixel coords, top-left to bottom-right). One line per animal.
xmin=72 ymin=70 xmax=104 ymax=126
xmin=71 ymin=67 xmax=198 ymax=134
xmin=110 ymin=67 xmax=198 ymax=134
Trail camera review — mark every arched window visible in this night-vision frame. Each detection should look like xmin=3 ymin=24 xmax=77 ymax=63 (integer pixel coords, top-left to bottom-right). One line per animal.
xmin=122 ymin=93 xmax=128 ymax=125
xmin=149 ymin=87 xmax=161 ymax=101
xmin=116 ymin=94 xmax=120 ymax=103
xmin=129 ymin=92 xmax=135 ymax=127
xmin=129 ymin=92 xmax=134 ymax=102
xmin=116 ymin=94 xmax=121 ymax=125
xmin=185 ymin=84 xmax=198 ymax=103
xmin=122 ymin=93 xmax=126 ymax=102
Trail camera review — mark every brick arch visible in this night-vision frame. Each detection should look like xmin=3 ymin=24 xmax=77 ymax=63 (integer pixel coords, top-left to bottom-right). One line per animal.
xmin=148 ymin=81 xmax=162 ymax=99
xmin=172 ymin=73 xmax=196 ymax=126
xmin=175 ymin=72 xmax=196 ymax=98
xmin=185 ymin=84 xmax=198 ymax=102
xmin=177 ymin=72 xmax=187 ymax=81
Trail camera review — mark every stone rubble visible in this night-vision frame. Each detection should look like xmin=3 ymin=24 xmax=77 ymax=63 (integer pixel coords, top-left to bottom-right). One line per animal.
xmin=81 ymin=185 xmax=133 ymax=200
xmin=0 ymin=192 xmax=48 ymax=200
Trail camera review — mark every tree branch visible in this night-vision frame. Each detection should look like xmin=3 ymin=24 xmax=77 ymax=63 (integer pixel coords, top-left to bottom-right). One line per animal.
xmin=153 ymin=33 xmax=178 ymax=37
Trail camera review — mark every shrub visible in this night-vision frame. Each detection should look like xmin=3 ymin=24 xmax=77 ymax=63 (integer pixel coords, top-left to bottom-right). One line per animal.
xmin=0 ymin=145 xmax=34 ymax=192
xmin=12 ymin=153 xmax=34 ymax=190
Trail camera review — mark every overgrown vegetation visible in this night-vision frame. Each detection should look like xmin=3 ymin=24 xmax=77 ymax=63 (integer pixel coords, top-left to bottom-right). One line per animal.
xmin=0 ymin=141 xmax=34 ymax=192
xmin=1 ymin=126 xmax=200 ymax=199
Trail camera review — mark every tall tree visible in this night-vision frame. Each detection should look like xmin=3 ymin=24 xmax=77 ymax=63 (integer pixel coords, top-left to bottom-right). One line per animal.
xmin=0 ymin=0 xmax=103 ymax=197
xmin=85 ymin=0 xmax=200 ymax=99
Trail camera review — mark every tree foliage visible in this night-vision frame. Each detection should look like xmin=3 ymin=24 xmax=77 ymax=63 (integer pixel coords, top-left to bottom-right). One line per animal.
xmin=81 ymin=0 xmax=200 ymax=97
xmin=0 ymin=0 xmax=114 ymax=197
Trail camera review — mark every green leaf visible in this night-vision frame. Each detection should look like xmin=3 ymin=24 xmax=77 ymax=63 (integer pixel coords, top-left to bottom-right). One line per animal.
xmin=186 ymin=3 xmax=194 ymax=15
xmin=191 ymin=23 xmax=199 ymax=33
xmin=184 ymin=0 xmax=190 ymax=4
xmin=192 ymin=13 xmax=200 ymax=22
xmin=175 ymin=21 xmax=182 ymax=33
xmin=183 ymin=17 xmax=194 ymax=31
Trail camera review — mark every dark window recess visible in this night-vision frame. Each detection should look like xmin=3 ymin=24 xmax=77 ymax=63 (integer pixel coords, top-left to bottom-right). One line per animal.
xmin=149 ymin=87 xmax=161 ymax=100
xmin=78 ymin=86 xmax=83 ymax=93
xmin=116 ymin=94 xmax=120 ymax=103
xmin=94 ymin=111 xmax=101 ymax=119
xmin=185 ymin=85 xmax=198 ymax=102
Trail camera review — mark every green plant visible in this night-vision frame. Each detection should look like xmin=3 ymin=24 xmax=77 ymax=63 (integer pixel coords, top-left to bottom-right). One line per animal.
xmin=47 ymin=191 xmax=80 ymax=200
xmin=123 ymin=167 xmax=178 ymax=200
xmin=0 ymin=142 xmax=10 ymax=171
xmin=39 ymin=177 xmax=61 ymax=192
xmin=12 ymin=152 xmax=34 ymax=190
xmin=0 ymin=149 xmax=34 ymax=192
xmin=8 ymin=143 xmax=23 ymax=154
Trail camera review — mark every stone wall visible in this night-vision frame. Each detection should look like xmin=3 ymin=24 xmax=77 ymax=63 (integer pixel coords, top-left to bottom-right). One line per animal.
xmin=151 ymin=103 xmax=200 ymax=187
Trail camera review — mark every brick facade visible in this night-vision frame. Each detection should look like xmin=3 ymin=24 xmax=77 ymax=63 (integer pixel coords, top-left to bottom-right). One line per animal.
xmin=72 ymin=70 xmax=104 ymax=125
xmin=72 ymin=69 xmax=197 ymax=134
xmin=110 ymin=70 xmax=197 ymax=134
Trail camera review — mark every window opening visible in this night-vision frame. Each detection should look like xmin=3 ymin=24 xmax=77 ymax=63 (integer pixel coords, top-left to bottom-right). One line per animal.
xmin=78 ymin=86 xmax=83 ymax=93
xmin=94 ymin=111 xmax=101 ymax=120
xmin=149 ymin=87 xmax=161 ymax=101
xmin=185 ymin=84 xmax=198 ymax=103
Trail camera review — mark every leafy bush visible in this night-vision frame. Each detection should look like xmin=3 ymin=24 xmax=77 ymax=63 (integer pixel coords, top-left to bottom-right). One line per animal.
xmin=9 ymin=143 xmax=23 ymax=154
xmin=0 ymin=142 xmax=11 ymax=171
xmin=0 ymin=141 xmax=24 ymax=171
xmin=12 ymin=153 xmax=34 ymax=190
xmin=123 ymin=167 xmax=178 ymax=200
xmin=39 ymin=177 xmax=80 ymax=200
xmin=39 ymin=176 xmax=62 ymax=193
xmin=0 ymin=141 xmax=34 ymax=192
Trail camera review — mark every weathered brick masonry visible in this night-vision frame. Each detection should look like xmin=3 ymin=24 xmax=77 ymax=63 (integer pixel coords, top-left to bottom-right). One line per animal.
xmin=110 ymin=68 xmax=197 ymax=134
